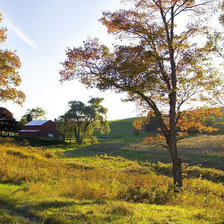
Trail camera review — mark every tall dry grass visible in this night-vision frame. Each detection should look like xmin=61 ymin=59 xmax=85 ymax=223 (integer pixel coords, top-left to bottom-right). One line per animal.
xmin=0 ymin=138 xmax=223 ymax=214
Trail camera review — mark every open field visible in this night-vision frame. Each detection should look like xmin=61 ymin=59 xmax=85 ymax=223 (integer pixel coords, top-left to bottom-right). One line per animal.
xmin=0 ymin=133 xmax=223 ymax=223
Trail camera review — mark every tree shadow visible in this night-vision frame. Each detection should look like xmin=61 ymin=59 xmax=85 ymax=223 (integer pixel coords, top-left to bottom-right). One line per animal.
xmin=27 ymin=200 xmax=96 ymax=211
xmin=62 ymin=141 xmax=224 ymax=171
xmin=62 ymin=142 xmax=172 ymax=164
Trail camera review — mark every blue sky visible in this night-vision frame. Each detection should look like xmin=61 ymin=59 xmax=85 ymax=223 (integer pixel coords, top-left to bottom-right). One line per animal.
xmin=0 ymin=0 xmax=138 ymax=121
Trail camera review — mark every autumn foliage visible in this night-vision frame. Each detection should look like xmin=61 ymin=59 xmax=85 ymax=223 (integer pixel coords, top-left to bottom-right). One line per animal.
xmin=0 ymin=13 xmax=25 ymax=105
xmin=134 ymin=107 xmax=223 ymax=145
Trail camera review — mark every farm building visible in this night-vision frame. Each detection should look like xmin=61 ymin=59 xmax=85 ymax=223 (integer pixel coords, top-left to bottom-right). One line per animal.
xmin=18 ymin=120 xmax=59 ymax=138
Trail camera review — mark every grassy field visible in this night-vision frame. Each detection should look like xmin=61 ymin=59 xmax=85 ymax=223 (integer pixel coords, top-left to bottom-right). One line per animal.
xmin=0 ymin=121 xmax=224 ymax=223
xmin=95 ymin=117 xmax=150 ymax=143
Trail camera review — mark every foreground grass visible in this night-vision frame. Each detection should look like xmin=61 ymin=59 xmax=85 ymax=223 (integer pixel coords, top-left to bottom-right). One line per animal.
xmin=0 ymin=136 xmax=223 ymax=223
xmin=0 ymin=182 xmax=223 ymax=224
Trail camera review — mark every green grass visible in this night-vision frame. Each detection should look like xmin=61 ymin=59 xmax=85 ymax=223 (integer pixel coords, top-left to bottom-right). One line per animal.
xmin=0 ymin=135 xmax=223 ymax=223
xmin=94 ymin=117 xmax=150 ymax=143
xmin=59 ymin=135 xmax=224 ymax=171
xmin=109 ymin=117 xmax=137 ymax=130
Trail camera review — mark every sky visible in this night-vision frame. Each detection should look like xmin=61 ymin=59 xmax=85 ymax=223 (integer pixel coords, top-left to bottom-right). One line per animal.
xmin=0 ymin=0 xmax=139 ymax=121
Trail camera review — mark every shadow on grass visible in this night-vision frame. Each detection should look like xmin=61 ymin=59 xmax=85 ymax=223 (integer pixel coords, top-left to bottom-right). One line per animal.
xmin=2 ymin=200 xmax=104 ymax=224
xmin=27 ymin=200 xmax=96 ymax=211
xmin=63 ymin=141 xmax=224 ymax=171
xmin=13 ymin=136 xmax=68 ymax=148
xmin=63 ymin=142 xmax=172 ymax=164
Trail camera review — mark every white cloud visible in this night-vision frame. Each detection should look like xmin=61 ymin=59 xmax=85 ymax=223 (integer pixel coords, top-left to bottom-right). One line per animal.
xmin=3 ymin=17 xmax=38 ymax=49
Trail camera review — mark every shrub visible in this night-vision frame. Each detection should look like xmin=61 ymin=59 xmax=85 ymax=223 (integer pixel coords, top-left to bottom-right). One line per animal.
xmin=118 ymin=179 xmax=173 ymax=204
xmin=155 ymin=162 xmax=172 ymax=176
xmin=186 ymin=166 xmax=224 ymax=183
xmin=212 ymin=122 xmax=224 ymax=134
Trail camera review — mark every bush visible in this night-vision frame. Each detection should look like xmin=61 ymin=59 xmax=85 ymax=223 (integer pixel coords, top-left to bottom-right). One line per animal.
xmin=118 ymin=179 xmax=173 ymax=204
xmin=212 ymin=122 xmax=224 ymax=134
xmin=186 ymin=166 xmax=224 ymax=183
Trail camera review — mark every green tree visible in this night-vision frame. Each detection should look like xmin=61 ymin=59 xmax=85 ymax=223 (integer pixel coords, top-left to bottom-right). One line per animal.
xmin=24 ymin=107 xmax=47 ymax=120
xmin=16 ymin=117 xmax=27 ymax=131
xmin=58 ymin=98 xmax=110 ymax=144
xmin=57 ymin=116 xmax=76 ymax=143
xmin=60 ymin=0 xmax=222 ymax=188
xmin=0 ymin=13 xmax=25 ymax=105
xmin=17 ymin=107 xmax=47 ymax=130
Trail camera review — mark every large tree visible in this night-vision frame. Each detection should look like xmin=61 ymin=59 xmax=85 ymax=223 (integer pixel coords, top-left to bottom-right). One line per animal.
xmin=60 ymin=0 xmax=222 ymax=188
xmin=0 ymin=13 xmax=25 ymax=105
xmin=58 ymin=98 xmax=110 ymax=144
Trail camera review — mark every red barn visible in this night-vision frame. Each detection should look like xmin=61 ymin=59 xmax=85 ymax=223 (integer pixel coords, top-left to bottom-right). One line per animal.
xmin=19 ymin=120 xmax=59 ymax=138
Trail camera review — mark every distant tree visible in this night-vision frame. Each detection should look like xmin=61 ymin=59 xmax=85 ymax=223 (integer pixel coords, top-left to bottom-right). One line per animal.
xmin=17 ymin=108 xmax=46 ymax=130
xmin=0 ymin=13 xmax=25 ymax=105
xmin=26 ymin=113 xmax=32 ymax=122
xmin=23 ymin=107 xmax=47 ymax=120
xmin=58 ymin=98 xmax=110 ymax=144
xmin=60 ymin=1 xmax=222 ymax=188
xmin=56 ymin=117 xmax=74 ymax=142
xmin=16 ymin=117 xmax=27 ymax=131
xmin=0 ymin=107 xmax=16 ymax=136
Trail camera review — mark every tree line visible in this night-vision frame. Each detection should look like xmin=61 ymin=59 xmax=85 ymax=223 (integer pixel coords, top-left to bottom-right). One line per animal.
xmin=0 ymin=98 xmax=110 ymax=145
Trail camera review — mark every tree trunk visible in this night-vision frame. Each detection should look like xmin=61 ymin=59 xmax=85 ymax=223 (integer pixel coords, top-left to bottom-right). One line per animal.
xmin=168 ymin=117 xmax=183 ymax=189
xmin=74 ymin=126 xmax=83 ymax=145
xmin=77 ymin=137 xmax=83 ymax=145
xmin=168 ymin=138 xmax=182 ymax=188
xmin=171 ymin=154 xmax=182 ymax=189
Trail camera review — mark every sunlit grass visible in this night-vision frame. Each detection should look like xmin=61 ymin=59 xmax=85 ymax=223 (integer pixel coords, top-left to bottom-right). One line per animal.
xmin=0 ymin=136 xmax=223 ymax=223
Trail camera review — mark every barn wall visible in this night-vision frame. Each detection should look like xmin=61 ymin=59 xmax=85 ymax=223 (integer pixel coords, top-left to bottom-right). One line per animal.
xmin=24 ymin=126 xmax=40 ymax=130
xmin=19 ymin=120 xmax=59 ymax=138
xmin=19 ymin=132 xmax=40 ymax=137
xmin=39 ymin=121 xmax=59 ymax=138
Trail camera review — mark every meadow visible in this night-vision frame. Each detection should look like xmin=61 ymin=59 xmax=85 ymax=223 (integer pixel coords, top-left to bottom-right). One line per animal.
xmin=0 ymin=119 xmax=223 ymax=223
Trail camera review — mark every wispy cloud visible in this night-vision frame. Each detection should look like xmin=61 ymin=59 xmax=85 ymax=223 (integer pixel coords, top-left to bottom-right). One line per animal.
xmin=3 ymin=17 xmax=38 ymax=49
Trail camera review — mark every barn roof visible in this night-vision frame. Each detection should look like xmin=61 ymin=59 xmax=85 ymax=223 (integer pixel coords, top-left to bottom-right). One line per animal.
xmin=25 ymin=120 xmax=50 ymax=126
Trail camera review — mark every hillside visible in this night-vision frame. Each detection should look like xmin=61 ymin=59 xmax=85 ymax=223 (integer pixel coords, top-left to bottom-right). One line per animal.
xmin=95 ymin=117 xmax=149 ymax=143
xmin=102 ymin=112 xmax=224 ymax=140
xmin=109 ymin=117 xmax=137 ymax=131
xmin=0 ymin=135 xmax=223 ymax=223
